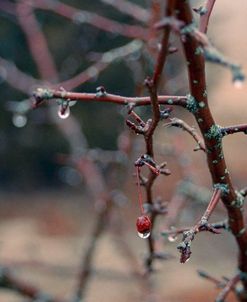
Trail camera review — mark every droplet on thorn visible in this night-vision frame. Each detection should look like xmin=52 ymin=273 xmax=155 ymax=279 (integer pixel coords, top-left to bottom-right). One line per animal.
xmin=233 ymin=80 xmax=244 ymax=89
xmin=12 ymin=114 xmax=27 ymax=128
xmin=58 ymin=105 xmax=70 ymax=119
xmin=168 ymin=234 xmax=178 ymax=242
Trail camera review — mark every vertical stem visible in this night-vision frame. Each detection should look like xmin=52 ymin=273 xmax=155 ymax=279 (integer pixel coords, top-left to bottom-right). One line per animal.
xmin=143 ymin=0 xmax=176 ymax=271
xmin=176 ymin=2 xmax=247 ymax=300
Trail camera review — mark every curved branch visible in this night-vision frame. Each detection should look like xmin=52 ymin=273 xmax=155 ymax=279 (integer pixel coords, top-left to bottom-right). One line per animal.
xmin=164 ymin=117 xmax=206 ymax=152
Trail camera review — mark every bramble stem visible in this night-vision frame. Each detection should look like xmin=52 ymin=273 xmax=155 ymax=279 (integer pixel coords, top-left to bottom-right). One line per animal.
xmin=177 ymin=1 xmax=247 ymax=298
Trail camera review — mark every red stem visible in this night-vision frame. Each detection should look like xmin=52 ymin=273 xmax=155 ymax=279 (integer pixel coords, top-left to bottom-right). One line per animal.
xmin=199 ymin=0 xmax=216 ymax=33
xmin=136 ymin=166 xmax=144 ymax=214
xmin=34 ymin=89 xmax=187 ymax=108
xmin=177 ymin=1 xmax=247 ymax=298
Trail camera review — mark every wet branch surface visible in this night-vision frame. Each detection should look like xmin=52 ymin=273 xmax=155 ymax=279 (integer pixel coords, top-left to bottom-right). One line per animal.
xmin=1 ymin=0 xmax=247 ymax=301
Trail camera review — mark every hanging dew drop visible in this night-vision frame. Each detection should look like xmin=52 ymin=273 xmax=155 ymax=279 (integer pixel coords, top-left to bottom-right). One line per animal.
xmin=137 ymin=231 xmax=150 ymax=239
xmin=168 ymin=234 xmax=178 ymax=242
xmin=233 ymin=80 xmax=244 ymax=89
xmin=12 ymin=114 xmax=27 ymax=128
xmin=58 ymin=106 xmax=70 ymax=119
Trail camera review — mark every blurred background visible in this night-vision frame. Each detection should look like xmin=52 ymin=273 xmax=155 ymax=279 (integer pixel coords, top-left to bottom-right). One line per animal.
xmin=0 ymin=0 xmax=246 ymax=301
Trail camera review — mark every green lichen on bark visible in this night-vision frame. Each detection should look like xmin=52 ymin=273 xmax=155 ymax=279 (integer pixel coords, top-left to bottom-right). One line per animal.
xmin=186 ymin=94 xmax=198 ymax=113
xmin=230 ymin=191 xmax=245 ymax=209
xmin=204 ymin=124 xmax=222 ymax=141
xmin=35 ymin=88 xmax=54 ymax=100
xmin=213 ymin=183 xmax=229 ymax=195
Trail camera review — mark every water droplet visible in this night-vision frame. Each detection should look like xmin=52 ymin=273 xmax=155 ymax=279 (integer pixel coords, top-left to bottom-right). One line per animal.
xmin=137 ymin=231 xmax=150 ymax=239
xmin=12 ymin=114 xmax=27 ymax=128
xmin=168 ymin=234 xmax=178 ymax=242
xmin=233 ymin=80 xmax=244 ymax=89
xmin=58 ymin=106 xmax=70 ymax=119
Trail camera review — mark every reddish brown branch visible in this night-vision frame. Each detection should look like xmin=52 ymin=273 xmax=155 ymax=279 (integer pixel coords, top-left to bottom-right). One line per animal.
xmin=139 ymin=1 xmax=177 ymax=272
xmin=177 ymin=188 xmax=222 ymax=263
xmin=33 ymin=88 xmax=187 ymax=108
xmin=199 ymin=0 xmax=216 ymax=33
xmin=162 ymin=219 xmax=228 ymax=238
xmin=152 ymin=1 xmax=176 ymax=87
xmin=16 ymin=0 xmax=57 ymax=81
xmin=221 ymin=124 xmax=247 ymax=136
xmin=216 ymin=273 xmax=240 ymax=302
xmin=177 ymin=1 xmax=247 ymax=295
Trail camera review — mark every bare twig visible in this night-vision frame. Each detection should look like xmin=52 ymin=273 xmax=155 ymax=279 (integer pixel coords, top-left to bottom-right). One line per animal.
xmin=221 ymin=125 xmax=247 ymax=137
xmin=216 ymin=273 xmax=240 ymax=302
xmin=33 ymin=88 xmax=187 ymax=108
xmin=164 ymin=117 xmax=206 ymax=152
xmin=197 ymin=269 xmax=225 ymax=287
xmin=140 ymin=1 xmax=176 ymax=272
xmin=199 ymin=0 xmax=217 ymax=33
xmin=162 ymin=219 xmax=228 ymax=238
xmin=16 ymin=0 xmax=57 ymax=81
xmin=177 ymin=188 xmax=222 ymax=263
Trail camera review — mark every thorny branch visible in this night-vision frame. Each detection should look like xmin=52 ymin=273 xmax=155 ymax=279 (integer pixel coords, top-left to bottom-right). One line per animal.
xmin=221 ymin=124 xmax=247 ymax=137
xmin=2 ymin=0 xmax=247 ymax=301
xmin=176 ymin=1 xmax=247 ymax=299
xmin=162 ymin=219 xmax=228 ymax=238
xmin=33 ymin=88 xmax=187 ymax=108
xmin=133 ymin=0 xmax=176 ymax=272
xmin=177 ymin=188 xmax=222 ymax=263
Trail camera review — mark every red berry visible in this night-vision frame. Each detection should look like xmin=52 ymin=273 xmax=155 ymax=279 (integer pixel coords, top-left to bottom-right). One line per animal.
xmin=136 ymin=215 xmax=151 ymax=235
